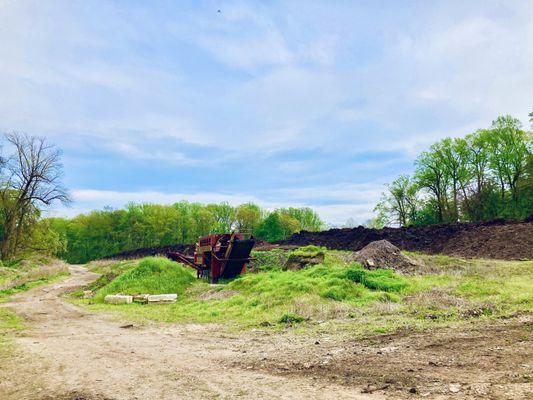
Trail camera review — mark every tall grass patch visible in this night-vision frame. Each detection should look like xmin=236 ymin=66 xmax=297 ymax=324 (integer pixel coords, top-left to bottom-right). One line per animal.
xmin=345 ymin=266 xmax=409 ymax=292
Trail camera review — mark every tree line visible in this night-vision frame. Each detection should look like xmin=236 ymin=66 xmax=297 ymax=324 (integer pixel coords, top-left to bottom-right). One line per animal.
xmin=48 ymin=202 xmax=324 ymax=263
xmin=374 ymin=115 xmax=532 ymax=227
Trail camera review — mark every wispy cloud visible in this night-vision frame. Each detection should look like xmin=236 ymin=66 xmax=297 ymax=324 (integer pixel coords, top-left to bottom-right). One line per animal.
xmin=1 ymin=1 xmax=532 ymax=223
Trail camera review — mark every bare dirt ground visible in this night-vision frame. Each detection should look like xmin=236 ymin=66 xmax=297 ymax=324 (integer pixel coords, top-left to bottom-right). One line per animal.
xmin=0 ymin=265 xmax=531 ymax=400
xmin=0 ymin=265 xmax=378 ymax=400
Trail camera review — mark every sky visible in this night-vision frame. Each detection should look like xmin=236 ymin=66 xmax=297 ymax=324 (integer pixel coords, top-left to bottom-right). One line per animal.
xmin=0 ymin=0 xmax=532 ymax=225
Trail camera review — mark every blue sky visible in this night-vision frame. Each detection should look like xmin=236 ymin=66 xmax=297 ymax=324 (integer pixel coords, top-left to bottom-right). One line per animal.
xmin=0 ymin=0 xmax=532 ymax=225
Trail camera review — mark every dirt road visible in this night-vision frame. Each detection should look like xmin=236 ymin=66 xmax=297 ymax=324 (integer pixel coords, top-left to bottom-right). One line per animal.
xmin=1 ymin=265 xmax=531 ymax=399
xmin=0 ymin=265 xmax=378 ymax=400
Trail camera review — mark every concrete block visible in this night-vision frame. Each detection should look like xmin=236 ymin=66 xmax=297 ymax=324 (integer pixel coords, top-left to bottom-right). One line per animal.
xmin=147 ymin=294 xmax=177 ymax=303
xmin=104 ymin=294 xmax=133 ymax=304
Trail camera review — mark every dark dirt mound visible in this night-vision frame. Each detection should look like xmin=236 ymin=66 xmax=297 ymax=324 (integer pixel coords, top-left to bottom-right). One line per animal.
xmin=280 ymin=219 xmax=533 ymax=260
xmin=101 ymin=244 xmax=194 ymax=260
xmin=355 ymin=240 xmax=420 ymax=272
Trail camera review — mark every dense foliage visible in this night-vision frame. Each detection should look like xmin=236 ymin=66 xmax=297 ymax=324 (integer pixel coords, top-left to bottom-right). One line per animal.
xmin=375 ymin=115 xmax=532 ymax=226
xmin=49 ymin=203 xmax=324 ymax=263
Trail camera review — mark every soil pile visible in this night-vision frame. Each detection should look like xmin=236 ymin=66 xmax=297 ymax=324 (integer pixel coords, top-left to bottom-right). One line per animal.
xmin=101 ymin=244 xmax=194 ymax=260
xmin=354 ymin=240 xmax=420 ymax=272
xmin=280 ymin=219 xmax=533 ymax=260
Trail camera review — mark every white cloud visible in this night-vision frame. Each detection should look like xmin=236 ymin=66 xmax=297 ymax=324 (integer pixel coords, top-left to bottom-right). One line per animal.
xmin=275 ymin=183 xmax=383 ymax=204
xmin=48 ymin=184 xmax=383 ymax=226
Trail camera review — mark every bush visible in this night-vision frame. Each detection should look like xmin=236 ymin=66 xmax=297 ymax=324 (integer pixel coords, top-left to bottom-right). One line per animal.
xmin=346 ymin=266 xmax=408 ymax=292
xmin=95 ymin=257 xmax=195 ymax=300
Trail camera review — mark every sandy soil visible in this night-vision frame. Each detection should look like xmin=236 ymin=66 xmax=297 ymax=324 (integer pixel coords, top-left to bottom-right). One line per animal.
xmin=0 ymin=265 xmax=531 ymax=400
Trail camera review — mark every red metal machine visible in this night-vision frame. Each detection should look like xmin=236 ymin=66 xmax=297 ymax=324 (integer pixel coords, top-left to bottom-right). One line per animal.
xmin=168 ymin=233 xmax=255 ymax=283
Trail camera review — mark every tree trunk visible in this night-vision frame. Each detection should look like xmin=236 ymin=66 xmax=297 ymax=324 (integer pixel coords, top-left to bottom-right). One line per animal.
xmin=1 ymin=214 xmax=15 ymax=260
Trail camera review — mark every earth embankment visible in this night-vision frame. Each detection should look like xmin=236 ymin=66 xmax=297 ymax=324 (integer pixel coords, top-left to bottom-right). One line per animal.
xmin=280 ymin=219 xmax=533 ymax=260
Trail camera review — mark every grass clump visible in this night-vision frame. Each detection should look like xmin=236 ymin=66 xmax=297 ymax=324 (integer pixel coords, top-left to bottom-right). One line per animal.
xmin=279 ymin=312 xmax=306 ymax=324
xmin=95 ymin=257 xmax=195 ymax=300
xmin=346 ymin=266 xmax=409 ymax=292
xmin=290 ymin=245 xmax=326 ymax=257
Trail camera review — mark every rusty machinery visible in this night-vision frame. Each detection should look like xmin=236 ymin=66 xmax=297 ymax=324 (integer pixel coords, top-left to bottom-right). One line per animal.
xmin=168 ymin=233 xmax=255 ymax=283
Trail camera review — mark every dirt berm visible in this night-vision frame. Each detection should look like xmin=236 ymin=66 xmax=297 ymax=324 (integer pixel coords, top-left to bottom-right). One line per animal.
xmin=280 ymin=218 xmax=533 ymax=260
xmin=101 ymin=244 xmax=194 ymax=260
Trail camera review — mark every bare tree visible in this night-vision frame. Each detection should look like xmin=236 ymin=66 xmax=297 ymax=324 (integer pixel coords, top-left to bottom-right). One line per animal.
xmin=0 ymin=133 xmax=70 ymax=260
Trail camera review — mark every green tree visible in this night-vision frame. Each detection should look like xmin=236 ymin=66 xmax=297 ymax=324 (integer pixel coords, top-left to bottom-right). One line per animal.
xmin=277 ymin=207 xmax=323 ymax=232
xmin=206 ymin=202 xmax=234 ymax=232
xmin=485 ymin=116 xmax=530 ymax=215
xmin=234 ymin=203 xmax=262 ymax=233
xmin=415 ymin=147 xmax=451 ymax=223
xmin=375 ymin=175 xmax=419 ymax=227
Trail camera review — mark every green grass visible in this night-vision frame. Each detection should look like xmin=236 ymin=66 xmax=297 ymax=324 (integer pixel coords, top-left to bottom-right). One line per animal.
xmin=0 ymin=304 xmax=24 ymax=360
xmin=94 ymin=257 xmax=196 ymax=300
xmin=346 ymin=267 xmax=409 ymax=292
xmin=290 ymin=245 xmax=327 ymax=257
xmin=78 ymin=249 xmax=533 ymax=335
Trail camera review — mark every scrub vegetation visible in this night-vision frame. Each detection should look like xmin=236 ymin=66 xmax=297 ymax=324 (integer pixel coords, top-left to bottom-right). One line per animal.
xmin=0 ymin=256 xmax=69 ymax=299
xmin=74 ymin=247 xmax=533 ymax=335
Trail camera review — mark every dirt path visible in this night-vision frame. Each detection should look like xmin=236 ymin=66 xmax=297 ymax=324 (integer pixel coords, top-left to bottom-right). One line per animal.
xmin=0 ymin=265 xmax=378 ymax=400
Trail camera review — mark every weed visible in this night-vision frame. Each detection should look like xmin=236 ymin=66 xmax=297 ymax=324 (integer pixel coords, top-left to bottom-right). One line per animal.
xmin=0 ymin=260 xmax=69 ymax=298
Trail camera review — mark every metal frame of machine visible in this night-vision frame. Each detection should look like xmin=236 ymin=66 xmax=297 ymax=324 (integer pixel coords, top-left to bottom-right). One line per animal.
xmin=168 ymin=232 xmax=255 ymax=283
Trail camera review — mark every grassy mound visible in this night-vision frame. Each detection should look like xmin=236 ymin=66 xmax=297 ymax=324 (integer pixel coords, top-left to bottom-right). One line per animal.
xmin=80 ymin=249 xmax=533 ymax=334
xmin=95 ymin=257 xmax=195 ymax=300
